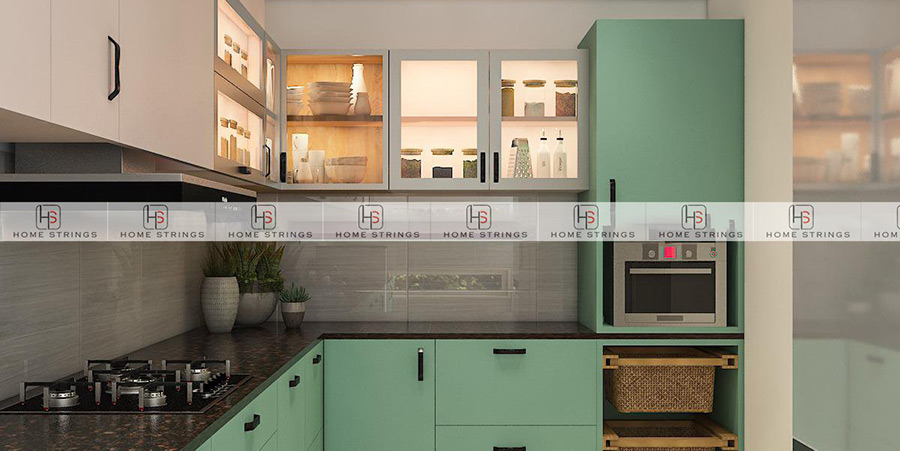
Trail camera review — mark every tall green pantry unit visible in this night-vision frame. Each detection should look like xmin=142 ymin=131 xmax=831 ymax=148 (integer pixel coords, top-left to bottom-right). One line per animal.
xmin=577 ymin=19 xmax=746 ymax=450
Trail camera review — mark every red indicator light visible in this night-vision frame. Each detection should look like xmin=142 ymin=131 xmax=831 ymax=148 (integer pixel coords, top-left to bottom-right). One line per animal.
xmin=664 ymin=246 xmax=677 ymax=259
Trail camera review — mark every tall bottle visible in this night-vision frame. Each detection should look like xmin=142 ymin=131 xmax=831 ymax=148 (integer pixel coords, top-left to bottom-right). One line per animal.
xmin=552 ymin=128 xmax=567 ymax=178
xmin=535 ymin=129 xmax=551 ymax=178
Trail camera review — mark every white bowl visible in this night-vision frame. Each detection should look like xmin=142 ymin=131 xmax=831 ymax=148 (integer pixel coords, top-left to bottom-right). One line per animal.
xmin=308 ymin=81 xmax=351 ymax=90
xmin=308 ymin=91 xmax=351 ymax=102
xmin=309 ymin=101 xmax=351 ymax=115
xmin=325 ymin=164 xmax=366 ymax=183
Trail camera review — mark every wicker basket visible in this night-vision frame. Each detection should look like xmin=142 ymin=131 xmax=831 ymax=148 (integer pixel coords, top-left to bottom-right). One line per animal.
xmin=602 ymin=418 xmax=738 ymax=451
xmin=603 ymin=347 xmax=738 ymax=414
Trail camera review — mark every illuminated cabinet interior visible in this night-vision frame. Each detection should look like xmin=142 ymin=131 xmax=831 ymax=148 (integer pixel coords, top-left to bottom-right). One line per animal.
xmin=215 ymin=74 xmax=266 ymax=181
xmin=882 ymin=46 xmax=900 ymax=182
xmin=282 ymin=53 xmax=387 ymax=189
xmin=217 ymin=0 xmax=262 ymax=91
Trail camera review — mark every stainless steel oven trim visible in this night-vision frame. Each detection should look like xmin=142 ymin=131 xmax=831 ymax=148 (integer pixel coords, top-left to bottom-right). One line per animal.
xmin=613 ymin=242 xmax=726 ymax=327
xmin=628 ymin=268 xmax=713 ymax=275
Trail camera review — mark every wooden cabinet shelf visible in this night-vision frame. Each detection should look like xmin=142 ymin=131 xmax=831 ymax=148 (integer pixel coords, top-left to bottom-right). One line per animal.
xmin=287 ymin=114 xmax=383 ymax=127
xmin=501 ymin=116 xmax=578 ymax=123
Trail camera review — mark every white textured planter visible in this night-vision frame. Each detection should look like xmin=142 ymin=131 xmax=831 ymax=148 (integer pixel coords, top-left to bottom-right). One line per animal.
xmin=200 ymin=277 xmax=239 ymax=333
xmin=281 ymin=302 xmax=306 ymax=329
xmin=235 ymin=292 xmax=278 ymax=326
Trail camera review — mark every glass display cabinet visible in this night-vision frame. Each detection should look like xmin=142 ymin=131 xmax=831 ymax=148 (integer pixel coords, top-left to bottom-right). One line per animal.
xmin=489 ymin=50 xmax=588 ymax=190
xmin=882 ymin=46 xmax=900 ymax=182
xmin=281 ymin=50 xmax=388 ymax=190
xmin=215 ymin=74 xmax=266 ymax=183
xmin=264 ymin=114 xmax=280 ymax=183
xmin=215 ymin=0 xmax=264 ymax=106
xmin=389 ymin=50 xmax=490 ymax=190
xmin=265 ymin=39 xmax=281 ymax=115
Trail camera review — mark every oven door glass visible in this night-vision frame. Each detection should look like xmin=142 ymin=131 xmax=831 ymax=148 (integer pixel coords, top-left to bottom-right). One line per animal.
xmin=624 ymin=262 xmax=717 ymax=322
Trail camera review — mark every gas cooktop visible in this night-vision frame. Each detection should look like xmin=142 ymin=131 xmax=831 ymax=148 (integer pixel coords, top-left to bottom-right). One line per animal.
xmin=1 ymin=357 xmax=250 ymax=414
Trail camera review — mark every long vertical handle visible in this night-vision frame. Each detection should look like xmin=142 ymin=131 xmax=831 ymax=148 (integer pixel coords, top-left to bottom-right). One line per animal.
xmin=493 ymin=151 xmax=500 ymax=183
xmin=480 ymin=153 xmax=486 ymax=183
xmin=264 ymin=144 xmax=272 ymax=178
xmin=108 ymin=36 xmax=120 ymax=101
xmin=417 ymin=348 xmax=424 ymax=382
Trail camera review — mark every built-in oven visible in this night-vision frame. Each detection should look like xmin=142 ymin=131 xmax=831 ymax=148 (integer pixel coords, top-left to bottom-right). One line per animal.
xmin=613 ymin=242 xmax=726 ymax=327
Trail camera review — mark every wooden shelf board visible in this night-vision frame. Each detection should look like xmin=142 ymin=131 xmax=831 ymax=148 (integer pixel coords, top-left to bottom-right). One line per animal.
xmin=794 ymin=115 xmax=872 ymax=127
xmin=401 ymin=116 xmax=477 ymax=123
xmin=286 ymin=54 xmax=383 ymax=65
xmin=287 ymin=115 xmax=383 ymax=127
xmin=794 ymin=53 xmax=871 ymax=66
xmin=501 ymin=116 xmax=578 ymax=122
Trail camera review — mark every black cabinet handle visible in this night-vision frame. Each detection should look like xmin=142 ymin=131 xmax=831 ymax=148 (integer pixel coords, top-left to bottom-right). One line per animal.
xmin=288 ymin=375 xmax=300 ymax=388
xmin=313 ymin=354 xmax=322 ymax=365
xmin=417 ymin=348 xmax=424 ymax=382
xmin=493 ymin=348 xmax=526 ymax=355
xmin=493 ymin=151 xmax=500 ymax=183
xmin=108 ymin=36 xmax=120 ymax=101
xmin=494 ymin=447 xmax=526 ymax=451
xmin=480 ymin=152 xmax=486 ymax=183
xmin=244 ymin=414 xmax=260 ymax=432
xmin=264 ymin=144 xmax=272 ymax=178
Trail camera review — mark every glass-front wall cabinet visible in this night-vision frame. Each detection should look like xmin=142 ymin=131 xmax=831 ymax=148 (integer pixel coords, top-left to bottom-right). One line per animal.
xmin=215 ymin=74 xmax=265 ymax=182
xmin=390 ymin=51 xmax=489 ymax=190
xmin=282 ymin=52 xmax=387 ymax=189
xmin=265 ymin=39 xmax=281 ymax=115
xmin=490 ymin=50 xmax=588 ymax=190
xmin=216 ymin=0 xmax=264 ymax=103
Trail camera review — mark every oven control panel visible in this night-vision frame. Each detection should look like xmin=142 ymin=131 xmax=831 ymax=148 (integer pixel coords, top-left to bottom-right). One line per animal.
xmin=641 ymin=243 xmax=717 ymax=261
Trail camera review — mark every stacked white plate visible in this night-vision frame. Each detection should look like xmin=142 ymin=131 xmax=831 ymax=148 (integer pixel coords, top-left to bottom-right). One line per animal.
xmin=287 ymin=86 xmax=304 ymax=116
xmin=307 ymin=82 xmax=352 ymax=115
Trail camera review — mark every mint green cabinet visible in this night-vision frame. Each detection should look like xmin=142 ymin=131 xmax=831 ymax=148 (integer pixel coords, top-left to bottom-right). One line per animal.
xmin=435 ymin=426 xmax=596 ymax=451
xmin=849 ymin=341 xmax=900 ymax=449
xmin=793 ymin=339 xmax=849 ymax=451
xmin=197 ymin=439 xmax=212 ymax=451
xmin=211 ymin=380 xmax=278 ymax=451
xmin=277 ymin=354 xmax=308 ymax=451
xmin=324 ymin=340 xmax=435 ymax=451
xmin=308 ymin=429 xmax=322 ymax=451
xmin=436 ymin=340 xmax=596 ymax=425
xmin=304 ymin=342 xmax=324 ymax=450
xmin=260 ymin=433 xmax=277 ymax=451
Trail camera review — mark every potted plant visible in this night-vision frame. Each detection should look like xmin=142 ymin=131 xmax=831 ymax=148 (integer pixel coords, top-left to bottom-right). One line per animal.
xmin=232 ymin=242 xmax=285 ymax=326
xmin=278 ymin=283 xmax=310 ymax=329
xmin=200 ymin=244 xmax=239 ymax=333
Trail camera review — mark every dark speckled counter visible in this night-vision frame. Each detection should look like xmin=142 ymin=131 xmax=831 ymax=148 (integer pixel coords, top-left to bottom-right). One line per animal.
xmin=0 ymin=322 xmax=742 ymax=451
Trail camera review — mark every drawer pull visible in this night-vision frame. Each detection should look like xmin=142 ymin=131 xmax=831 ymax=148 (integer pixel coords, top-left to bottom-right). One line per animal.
xmin=417 ymin=348 xmax=424 ymax=382
xmin=313 ymin=354 xmax=323 ymax=365
xmin=244 ymin=414 xmax=261 ymax=432
xmin=289 ymin=375 xmax=300 ymax=388
xmin=493 ymin=348 xmax=526 ymax=355
xmin=494 ymin=447 xmax=526 ymax=451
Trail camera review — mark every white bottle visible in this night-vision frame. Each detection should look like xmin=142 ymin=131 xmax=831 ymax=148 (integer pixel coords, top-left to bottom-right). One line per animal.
xmin=552 ymin=128 xmax=568 ymax=178
xmin=536 ymin=129 xmax=551 ymax=178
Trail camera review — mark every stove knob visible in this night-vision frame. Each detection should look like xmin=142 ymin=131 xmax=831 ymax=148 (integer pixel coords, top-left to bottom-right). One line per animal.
xmin=685 ymin=249 xmax=693 ymax=258
xmin=647 ymin=250 xmax=657 ymax=258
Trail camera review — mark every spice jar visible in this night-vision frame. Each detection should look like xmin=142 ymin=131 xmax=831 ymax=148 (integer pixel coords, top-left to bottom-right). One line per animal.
xmin=461 ymin=148 xmax=478 ymax=178
xmin=522 ymin=80 xmax=546 ymax=117
xmin=501 ymin=79 xmax=515 ymax=117
xmin=400 ymin=148 xmax=422 ymax=179
xmin=228 ymin=120 xmax=238 ymax=161
xmin=430 ymin=148 xmax=454 ymax=178
xmin=554 ymin=80 xmax=577 ymax=117
xmin=243 ymin=129 xmax=252 ymax=166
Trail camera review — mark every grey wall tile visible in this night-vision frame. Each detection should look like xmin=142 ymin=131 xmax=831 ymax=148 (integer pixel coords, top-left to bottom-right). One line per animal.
xmin=536 ymin=242 xmax=578 ymax=321
xmin=80 ymin=243 xmax=141 ymax=320
xmin=0 ymin=324 xmax=81 ymax=401
xmin=408 ymin=291 xmax=537 ymax=322
xmin=80 ymin=309 xmax=143 ymax=362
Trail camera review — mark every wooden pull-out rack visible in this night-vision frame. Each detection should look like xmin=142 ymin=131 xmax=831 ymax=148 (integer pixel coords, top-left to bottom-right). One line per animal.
xmin=602 ymin=346 xmax=739 ymax=370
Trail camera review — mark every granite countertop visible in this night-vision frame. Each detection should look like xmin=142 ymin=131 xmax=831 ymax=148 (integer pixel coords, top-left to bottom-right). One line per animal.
xmin=0 ymin=321 xmax=743 ymax=451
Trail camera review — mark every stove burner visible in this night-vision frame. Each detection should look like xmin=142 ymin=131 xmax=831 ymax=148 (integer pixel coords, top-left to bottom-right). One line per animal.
xmin=47 ymin=389 xmax=79 ymax=409
xmin=188 ymin=367 xmax=211 ymax=383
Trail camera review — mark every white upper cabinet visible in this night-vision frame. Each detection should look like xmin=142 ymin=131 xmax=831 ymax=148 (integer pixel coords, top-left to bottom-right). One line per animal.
xmin=0 ymin=0 xmax=51 ymax=121
xmin=119 ymin=0 xmax=215 ymax=169
xmin=50 ymin=0 xmax=120 ymax=142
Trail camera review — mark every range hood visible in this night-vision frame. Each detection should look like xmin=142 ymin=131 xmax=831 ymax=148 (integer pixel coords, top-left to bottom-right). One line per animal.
xmin=0 ymin=143 xmax=256 ymax=202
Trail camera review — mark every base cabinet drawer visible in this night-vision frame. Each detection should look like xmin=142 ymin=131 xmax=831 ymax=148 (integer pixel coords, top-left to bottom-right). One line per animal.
xmin=212 ymin=383 xmax=278 ymax=451
xmin=436 ymin=426 xmax=596 ymax=451
xmin=436 ymin=340 xmax=597 ymax=425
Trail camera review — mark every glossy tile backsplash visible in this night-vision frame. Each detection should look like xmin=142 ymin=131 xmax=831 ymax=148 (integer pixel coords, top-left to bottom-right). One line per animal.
xmin=279 ymin=241 xmax=577 ymax=322
xmin=0 ymin=242 xmax=205 ymax=402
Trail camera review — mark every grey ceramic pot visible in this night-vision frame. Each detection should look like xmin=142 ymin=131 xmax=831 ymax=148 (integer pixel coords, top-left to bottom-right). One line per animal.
xmin=200 ymin=277 xmax=239 ymax=333
xmin=235 ymin=292 xmax=278 ymax=326
xmin=281 ymin=302 xmax=306 ymax=329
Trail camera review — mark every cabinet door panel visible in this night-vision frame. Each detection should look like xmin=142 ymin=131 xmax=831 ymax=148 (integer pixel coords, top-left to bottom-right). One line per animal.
xmin=211 ymin=383 xmax=277 ymax=451
xmin=436 ymin=340 xmax=596 ymax=425
xmin=324 ymin=340 xmax=435 ymax=451
xmin=278 ymin=355 xmax=307 ymax=451
xmin=0 ymin=0 xmax=50 ymax=120
xmin=304 ymin=343 xmax=324 ymax=450
xmin=120 ymin=0 xmax=214 ymax=168
xmin=50 ymin=0 xmax=119 ymax=141
xmin=849 ymin=341 xmax=900 ymax=447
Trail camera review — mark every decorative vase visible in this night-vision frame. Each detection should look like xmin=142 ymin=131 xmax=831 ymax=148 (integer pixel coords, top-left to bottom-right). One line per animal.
xmin=235 ymin=292 xmax=278 ymax=326
xmin=353 ymin=92 xmax=371 ymax=116
xmin=200 ymin=277 xmax=240 ymax=333
xmin=281 ymin=302 xmax=306 ymax=329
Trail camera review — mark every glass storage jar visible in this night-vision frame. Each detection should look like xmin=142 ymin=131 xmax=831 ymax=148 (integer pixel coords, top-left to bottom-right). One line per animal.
xmin=430 ymin=148 xmax=455 ymax=178
xmin=461 ymin=148 xmax=478 ymax=178
xmin=235 ymin=126 xmax=246 ymax=163
xmin=501 ymin=79 xmax=515 ymax=117
xmin=243 ymin=129 xmax=252 ymax=166
xmin=228 ymin=119 xmax=238 ymax=161
xmin=554 ymin=80 xmax=577 ymax=117
xmin=522 ymin=80 xmax=546 ymax=117
xmin=400 ymin=148 xmax=423 ymax=179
